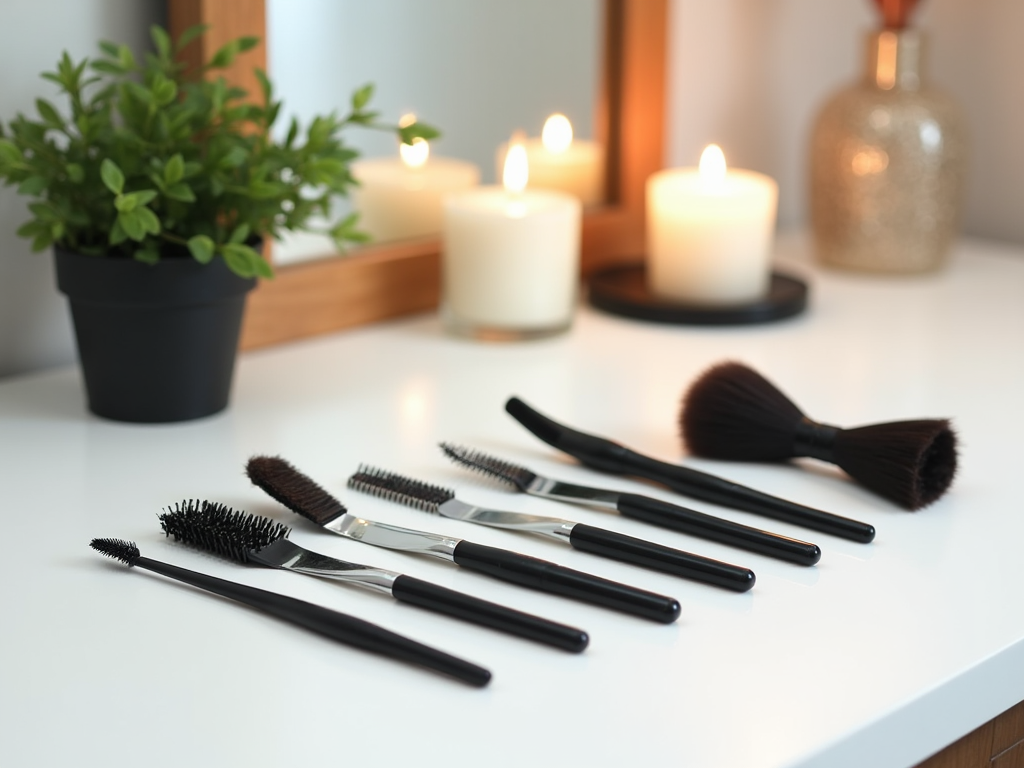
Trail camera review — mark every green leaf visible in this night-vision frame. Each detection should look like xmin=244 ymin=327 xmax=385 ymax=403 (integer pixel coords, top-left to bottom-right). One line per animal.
xmin=132 ymin=190 xmax=158 ymax=207
xmin=164 ymin=183 xmax=195 ymax=202
xmin=118 ymin=210 xmax=145 ymax=240
xmin=164 ymin=153 xmax=184 ymax=184
xmin=109 ymin=218 xmax=127 ymax=245
xmin=152 ymin=78 xmax=177 ymax=106
xmin=17 ymin=176 xmax=48 ymax=195
xmin=0 ymin=139 xmax=23 ymax=164
xmin=16 ymin=220 xmax=46 ymax=238
xmin=35 ymin=99 xmax=63 ymax=128
xmin=136 ymin=207 xmax=160 ymax=235
xmin=187 ymin=235 xmax=215 ymax=264
xmin=31 ymin=231 xmax=53 ymax=252
xmin=175 ymin=24 xmax=209 ymax=52
xmin=217 ymin=145 xmax=248 ymax=169
xmin=67 ymin=164 xmax=84 ymax=183
xmin=221 ymin=243 xmax=257 ymax=278
xmin=254 ymin=68 xmax=272 ymax=105
xmin=399 ymin=122 xmax=441 ymax=144
xmin=150 ymin=26 xmax=172 ymax=59
xmin=252 ymin=253 xmax=273 ymax=279
xmin=114 ymin=194 xmax=136 ymax=213
xmin=134 ymin=247 xmax=159 ymax=265
xmin=100 ymin=159 xmax=124 ymax=194
xmin=229 ymin=223 xmax=250 ymax=244
xmin=98 ymin=41 xmax=119 ymax=58
xmin=237 ymin=36 xmax=260 ymax=53
xmin=117 ymin=44 xmax=136 ymax=71
xmin=50 ymin=222 xmax=65 ymax=241
xmin=351 ymin=83 xmax=374 ymax=111
xmin=91 ymin=60 xmax=125 ymax=75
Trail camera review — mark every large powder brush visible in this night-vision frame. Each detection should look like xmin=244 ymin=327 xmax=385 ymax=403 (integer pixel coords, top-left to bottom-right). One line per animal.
xmin=680 ymin=362 xmax=958 ymax=510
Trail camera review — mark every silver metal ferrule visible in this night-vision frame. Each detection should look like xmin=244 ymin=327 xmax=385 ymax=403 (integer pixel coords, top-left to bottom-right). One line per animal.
xmin=248 ymin=539 xmax=399 ymax=594
xmin=322 ymin=513 xmax=461 ymax=561
xmin=526 ymin=475 xmax=622 ymax=511
xmin=437 ymin=498 xmax=576 ymax=542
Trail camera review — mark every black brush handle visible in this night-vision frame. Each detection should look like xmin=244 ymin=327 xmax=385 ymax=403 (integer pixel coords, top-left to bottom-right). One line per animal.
xmin=135 ymin=556 xmax=491 ymax=687
xmin=568 ymin=523 xmax=755 ymax=592
xmin=451 ymin=541 xmax=680 ymax=623
xmin=506 ymin=396 xmax=875 ymax=543
xmin=616 ymin=493 xmax=822 ymax=566
xmin=391 ymin=575 xmax=589 ymax=653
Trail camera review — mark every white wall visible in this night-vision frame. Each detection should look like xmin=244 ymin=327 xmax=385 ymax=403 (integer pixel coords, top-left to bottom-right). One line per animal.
xmin=0 ymin=0 xmax=164 ymax=379
xmin=666 ymin=0 xmax=1024 ymax=242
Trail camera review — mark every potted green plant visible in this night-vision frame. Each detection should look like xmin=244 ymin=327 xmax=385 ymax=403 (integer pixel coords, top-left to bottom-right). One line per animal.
xmin=0 ymin=25 xmax=436 ymax=423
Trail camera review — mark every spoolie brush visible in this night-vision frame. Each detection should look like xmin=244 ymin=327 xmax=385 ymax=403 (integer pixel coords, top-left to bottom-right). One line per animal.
xmin=680 ymin=362 xmax=958 ymax=510
xmin=88 ymin=537 xmax=491 ymax=686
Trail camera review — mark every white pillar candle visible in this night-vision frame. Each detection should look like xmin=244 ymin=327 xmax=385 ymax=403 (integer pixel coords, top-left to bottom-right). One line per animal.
xmin=647 ymin=145 xmax=778 ymax=305
xmin=351 ymin=137 xmax=480 ymax=243
xmin=443 ymin=140 xmax=582 ymax=338
xmin=496 ymin=114 xmax=604 ymax=206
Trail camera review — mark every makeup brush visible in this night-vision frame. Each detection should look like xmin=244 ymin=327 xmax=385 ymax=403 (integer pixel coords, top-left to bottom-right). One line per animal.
xmin=158 ymin=500 xmax=589 ymax=652
xmin=346 ymin=464 xmax=757 ymax=592
xmin=680 ymin=361 xmax=958 ymax=510
xmin=88 ymin=537 xmax=491 ymax=687
xmin=439 ymin=442 xmax=821 ymax=566
xmin=246 ymin=455 xmax=682 ymax=624
xmin=506 ymin=396 xmax=876 ymax=542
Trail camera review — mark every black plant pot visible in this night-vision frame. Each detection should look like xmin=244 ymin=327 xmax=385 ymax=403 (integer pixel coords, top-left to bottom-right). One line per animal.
xmin=54 ymin=247 xmax=257 ymax=423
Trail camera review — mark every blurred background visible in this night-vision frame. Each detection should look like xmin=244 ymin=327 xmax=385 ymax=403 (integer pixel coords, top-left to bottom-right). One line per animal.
xmin=0 ymin=0 xmax=1020 ymax=378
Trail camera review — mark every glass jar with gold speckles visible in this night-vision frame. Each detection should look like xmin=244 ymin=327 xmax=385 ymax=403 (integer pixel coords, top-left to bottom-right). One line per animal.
xmin=810 ymin=29 xmax=966 ymax=273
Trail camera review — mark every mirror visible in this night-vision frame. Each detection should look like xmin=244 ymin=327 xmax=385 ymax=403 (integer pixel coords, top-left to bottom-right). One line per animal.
xmin=266 ymin=0 xmax=604 ymax=262
xmin=168 ymin=0 xmax=666 ymax=348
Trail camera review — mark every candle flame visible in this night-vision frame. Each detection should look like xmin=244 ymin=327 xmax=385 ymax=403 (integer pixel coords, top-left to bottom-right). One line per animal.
xmin=699 ymin=144 xmax=727 ymax=186
xmin=503 ymin=133 xmax=529 ymax=193
xmin=542 ymin=113 xmax=573 ymax=154
xmin=400 ymin=137 xmax=430 ymax=168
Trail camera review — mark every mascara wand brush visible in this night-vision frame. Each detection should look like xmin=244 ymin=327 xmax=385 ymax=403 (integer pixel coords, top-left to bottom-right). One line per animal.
xmin=88 ymin=538 xmax=491 ymax=687
xmin=680 ymin=362 xmax=957 ymax=510
xmin=158 ymin=500 xmax=589 ymax=653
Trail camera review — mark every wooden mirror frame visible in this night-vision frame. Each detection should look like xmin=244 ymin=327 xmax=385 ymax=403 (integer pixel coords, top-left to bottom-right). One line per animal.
xmin=169 ymin=0 xmax=667 ymax=349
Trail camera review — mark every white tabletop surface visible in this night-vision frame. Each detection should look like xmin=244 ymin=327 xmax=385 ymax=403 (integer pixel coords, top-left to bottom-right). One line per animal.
xmin=1 ymin=231 xmax=1023 ymax=768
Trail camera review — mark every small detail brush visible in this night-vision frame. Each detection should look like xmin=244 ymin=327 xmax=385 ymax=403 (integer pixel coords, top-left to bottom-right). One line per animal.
xmin=506 ymin=396 xmax=876 ymax=543
xmin=159 ymin=500 xmax=589 ymax=652
xmin=680 ymin=361 xmax=958 ymax=510
xmin=439 ymin=443 xmax=821 ymax=567
xmin=347 ymin=464 xmax=756 ymax=592
xmin=89 ymin=537 xmax=491 ymax=687
xmin=246 ymin=456 xmax=682 ymax=624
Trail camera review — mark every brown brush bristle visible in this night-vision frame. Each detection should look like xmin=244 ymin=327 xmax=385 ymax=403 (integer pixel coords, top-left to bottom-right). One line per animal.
xmin=681 ymin=362 xmax=805 ymax=461
xmin=245 ymin=456 xmax=347 ymax=526
xmin=835 ymin=420 xmax=957 ymax=510
xmin=680 ymin=361 xmax=958 ymax=509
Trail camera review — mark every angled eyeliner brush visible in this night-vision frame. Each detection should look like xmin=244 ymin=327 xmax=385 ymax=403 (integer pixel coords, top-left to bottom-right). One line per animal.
xmin=348 ymin=464 xmax=756 ymax=592
xmin=506 ymin=397 xmax=876 ymax=543
xmin=158 ymin=500 xmax=589 ymax=652
xmin=440 ymin=443 xmax=821 ymax=567
xmin=246 ymin=455 xmax=681 ymax=624
xmin=89 ymin=538 xmax=491 ymax=687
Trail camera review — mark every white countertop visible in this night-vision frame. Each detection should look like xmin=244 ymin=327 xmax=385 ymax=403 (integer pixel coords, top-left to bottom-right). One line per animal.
xmin=1 ymin=231 xmax=1023 ymax=768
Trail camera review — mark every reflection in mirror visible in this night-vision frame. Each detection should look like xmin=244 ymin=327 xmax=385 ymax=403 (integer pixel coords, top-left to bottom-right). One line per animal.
xmin=266 ymin=0 xmax=602 ymax=262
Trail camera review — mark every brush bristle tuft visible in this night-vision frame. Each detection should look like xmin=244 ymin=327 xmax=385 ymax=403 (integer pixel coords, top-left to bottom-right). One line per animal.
xmin=835 ymin=420 xmax=957 ymax=509
xmin=681 ymin=362 xmax=805 ymax=460
xmin=246 ymin=456 xmax=348 ymax=526
xmin=439 ymin=443 xmax=536 ymax=492
xmin=159 ymin=500 xmax=290 ymax=563
xmin=348 ymin=465 xmax=454 ymax=513
xmin=90 ymin=538 xmax=141 ymax=566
